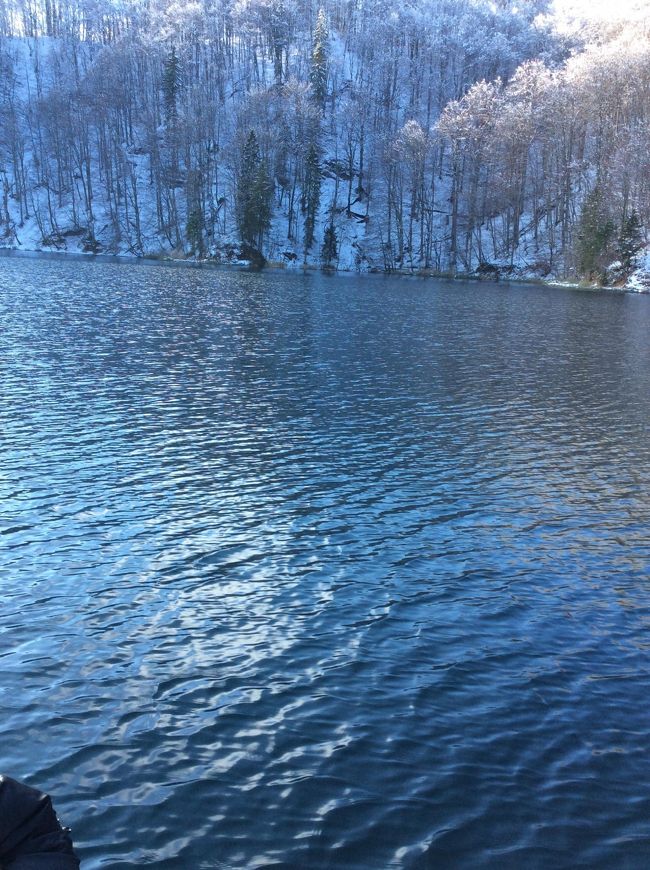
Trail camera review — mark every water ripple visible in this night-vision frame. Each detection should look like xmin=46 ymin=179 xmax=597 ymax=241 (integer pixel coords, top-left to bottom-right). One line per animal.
xmin=1 ymin=260 xmax=650 ymax=868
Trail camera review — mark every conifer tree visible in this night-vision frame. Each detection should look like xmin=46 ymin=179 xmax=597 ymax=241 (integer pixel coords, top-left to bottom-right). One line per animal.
xmin=251 ymin=161 xmax=273 ymax=248
xmin=302 ymin=143 xmax=321 ymax=251
xmin=186 ymin=209 xmax=204 ymax=256
xmin=309 ymin=9 xmax=329 ymax=107
xmin=321 ymin=222 xmax=337 ymax=268
xmin=236 ymin=131 xmax=273 ymax=250
xmin=617 ymin=211 xmax=643 ymax=272
xmin=576 ymin=186 xmax=614 ymax=282
xmin=162 ymin=45 xmax=181 ymax=125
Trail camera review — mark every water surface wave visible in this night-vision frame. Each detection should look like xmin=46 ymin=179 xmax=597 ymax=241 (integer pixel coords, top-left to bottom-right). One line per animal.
xmin=1 ymin=260 xmax=649 ymax=868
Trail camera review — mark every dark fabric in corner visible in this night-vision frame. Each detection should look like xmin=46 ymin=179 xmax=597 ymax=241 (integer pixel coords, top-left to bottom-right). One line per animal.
xmin=0 ymin=776 xmax=80 ymax=869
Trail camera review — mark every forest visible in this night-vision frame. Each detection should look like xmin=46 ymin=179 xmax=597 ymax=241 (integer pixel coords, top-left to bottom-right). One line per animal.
xmin=0 ymin=0 xmax=649 ymax=283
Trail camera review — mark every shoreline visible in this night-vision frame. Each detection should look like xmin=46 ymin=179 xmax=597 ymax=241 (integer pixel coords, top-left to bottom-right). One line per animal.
xmin=1 ymin=245 xmax=646 ymax=295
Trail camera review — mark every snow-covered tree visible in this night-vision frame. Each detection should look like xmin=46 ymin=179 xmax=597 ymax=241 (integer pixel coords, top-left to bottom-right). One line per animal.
xmin=309 ymin=7 xmax=329 ymax=107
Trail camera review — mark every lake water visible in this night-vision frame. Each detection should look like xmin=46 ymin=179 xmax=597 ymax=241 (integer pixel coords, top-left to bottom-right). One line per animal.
xmin=1 ymin=257 xmax=649 ymax=869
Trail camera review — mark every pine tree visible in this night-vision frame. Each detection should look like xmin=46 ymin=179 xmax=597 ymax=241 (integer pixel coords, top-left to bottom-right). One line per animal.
xmin=309 ymin=9 xmax=329 ymax=107
xmin=186 ymin=209 xmax=204 ymax=255
xmin=162 ymin=45 xmax=181 ymax=125
xmin=236 ymin=131 xmax=273 ymax=250
xmin=321 ymin=222 xmax=337 ymax=268
xmin=251 ymin=161 xmax=273 ymax=248
xmin=576 ymin=186 xmax=614 ymax=282
xmin=302 ymin=143 xmax=321 ymax=251
xmin=617 ymin=211 xmax=643 ymax=272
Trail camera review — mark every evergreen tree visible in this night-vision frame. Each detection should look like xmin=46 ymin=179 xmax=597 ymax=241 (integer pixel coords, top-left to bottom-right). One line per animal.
xmin=186 ymin=209 xmax=204 ymax=256
xmin=236 ymin=131 xmax=273 ymax=250
xmin=251 ymin=161 xmax=273 ymax=248
xmin=321 ymin=222 xmax=337 ymax=268
xmin=162 ymin=45 xmax=181 ymax=125
xmin=309 ymin=9 xmax=329 ymax=107
xmin=576 ymin=186 xmax=614 ymax=282
xmin=617 ymin=211 xmax=643 ymax=272
xmin=302 ymin=143 xmax=321 ymax=251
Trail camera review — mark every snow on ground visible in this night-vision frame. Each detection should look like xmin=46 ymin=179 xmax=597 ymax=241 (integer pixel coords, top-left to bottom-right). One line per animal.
xmin=626 ymin=247 xmax=650 ymax=293
xmin=1 ymin=29 xmax=648 ymax=291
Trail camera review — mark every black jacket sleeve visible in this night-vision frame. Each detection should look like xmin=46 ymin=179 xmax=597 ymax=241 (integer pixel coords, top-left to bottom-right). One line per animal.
xmin=0 ymin=776 xmax=80 ymax=869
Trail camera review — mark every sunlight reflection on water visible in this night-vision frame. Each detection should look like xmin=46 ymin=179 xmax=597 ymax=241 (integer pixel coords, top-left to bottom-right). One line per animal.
xmin=1 ymin=259 xmax=650 ymax=868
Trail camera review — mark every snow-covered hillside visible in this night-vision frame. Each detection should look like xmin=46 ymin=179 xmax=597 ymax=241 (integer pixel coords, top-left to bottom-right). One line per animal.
xmin=0 ymin=1 xmax=649 ymax=288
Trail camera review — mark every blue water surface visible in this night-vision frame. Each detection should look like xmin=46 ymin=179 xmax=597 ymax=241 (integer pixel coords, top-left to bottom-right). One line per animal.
xmin=1 ymin=257 xmax=649 ymax=868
